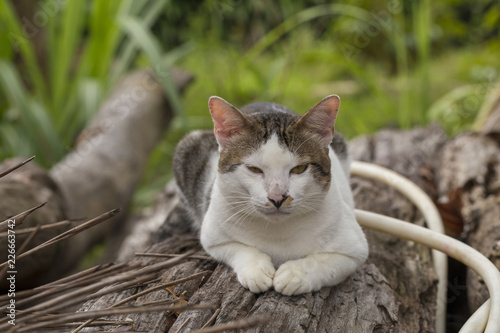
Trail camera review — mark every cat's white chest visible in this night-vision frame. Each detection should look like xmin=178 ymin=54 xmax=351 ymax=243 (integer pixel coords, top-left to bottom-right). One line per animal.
xmin=240 ymin=221 xmax=327 ymax=266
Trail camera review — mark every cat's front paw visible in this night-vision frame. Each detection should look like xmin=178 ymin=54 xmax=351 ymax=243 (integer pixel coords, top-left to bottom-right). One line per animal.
xmin=236 ymin=259 xmax=275 ymax=293
xmin=273 ymin=260 xmax=313 ymax=295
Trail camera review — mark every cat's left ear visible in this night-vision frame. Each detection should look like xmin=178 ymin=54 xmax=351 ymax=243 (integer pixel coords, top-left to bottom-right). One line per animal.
xmin=297 ymin=95 xmax=340 ymax=147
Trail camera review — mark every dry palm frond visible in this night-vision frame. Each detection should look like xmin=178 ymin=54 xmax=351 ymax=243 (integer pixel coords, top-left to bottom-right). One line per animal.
xmin=0 ymin=156 xmax=35 ymax=179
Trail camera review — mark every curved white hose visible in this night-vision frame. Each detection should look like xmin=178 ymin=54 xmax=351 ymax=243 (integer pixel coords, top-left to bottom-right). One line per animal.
xmin=351 ymin=161 xmax=448 ymax=333
xmin=354 ymin=210 xmax=500 ymax=333
xmin=351 ymin=161 xmax=500 ymax=332
xmin=460 ymin=299 xmax=490 ymax=332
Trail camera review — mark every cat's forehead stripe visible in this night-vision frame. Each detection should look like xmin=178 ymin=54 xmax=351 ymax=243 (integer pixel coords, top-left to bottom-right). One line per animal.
xmin=249 ymin=112 xmax=296 ymax=148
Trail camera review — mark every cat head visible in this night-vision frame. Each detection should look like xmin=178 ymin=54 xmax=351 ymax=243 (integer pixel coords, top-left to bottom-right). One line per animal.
xmin=208 ymin=95 xmax=340 ymax=221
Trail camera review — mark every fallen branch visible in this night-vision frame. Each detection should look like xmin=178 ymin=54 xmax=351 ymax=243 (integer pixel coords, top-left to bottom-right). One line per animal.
xmin=0 ymin=209 xmax=120 ymax=268
xmin=0 ymin=156 xmax=35 ymax=179
xmin=0 ymin=202 xmax=46 ymax=232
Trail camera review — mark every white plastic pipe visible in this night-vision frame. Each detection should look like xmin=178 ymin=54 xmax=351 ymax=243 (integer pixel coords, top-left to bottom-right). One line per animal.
xmin=354 ymin=210 xmax=500 ymax=332
xmin=460 ymin=299 xmax=490 ymax=332
xmin=351 ymin=161 xmax=448 ymax=333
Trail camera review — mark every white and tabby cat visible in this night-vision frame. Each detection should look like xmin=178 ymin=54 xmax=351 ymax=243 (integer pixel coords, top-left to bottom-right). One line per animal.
xmin=173 ymin=95 xmax=368 ymax=295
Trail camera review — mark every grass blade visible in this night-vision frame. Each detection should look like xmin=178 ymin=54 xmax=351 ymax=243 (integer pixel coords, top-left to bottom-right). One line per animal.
xmin=119 ymin=15 xmax=185 ymax=119
xmin=0 ymin=60 xmax=64 ymax=165
xmin=51 ymin=0 xmax=86 ymax=114
xmin=245 ymin=4 xmax=371 ymax=60
xmin=87 ymin=1 xmax=123 ymax=79
xmin=413 ymin=0 xmax=432 ymax=124
xmin=392 ymin=10 xmax=411 ymax=128
xmin=0 ymin=0 xmax=48 ymax=103
xmin=110 ymin=0 xmax=170 ymax=85
xmin=428 ymin=84 xmax=480 ymax=121
xmin=473 ymin=81 xmax=500 ymax=131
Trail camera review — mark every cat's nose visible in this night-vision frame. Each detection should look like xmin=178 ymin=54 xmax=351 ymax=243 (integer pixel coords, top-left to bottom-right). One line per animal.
xmin=268 ymin=195 xmax=289 ymax=209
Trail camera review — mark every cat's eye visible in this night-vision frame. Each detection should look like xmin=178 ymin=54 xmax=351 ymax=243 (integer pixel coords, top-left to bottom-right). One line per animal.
xmin=247 ymin=166 xmax=264 ymax=174
xmin=290 ymin=164 xmax=308 ymax=174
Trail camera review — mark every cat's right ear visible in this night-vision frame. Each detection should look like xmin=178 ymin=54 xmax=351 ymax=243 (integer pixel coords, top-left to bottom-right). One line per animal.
xmin=296 ymin=95 xmax=340 ymax=147
xmin=208 ymin=96 xmax=248 ymax=148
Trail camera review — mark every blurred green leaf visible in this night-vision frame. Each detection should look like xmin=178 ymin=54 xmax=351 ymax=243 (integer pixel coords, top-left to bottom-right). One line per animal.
xmin=0 ymin=60 xmax=63 ymax=165
xmin=50 ymin=0 xmax=86 ymax=114
xmin=111 ymin=0 xmax=169 ymax=85
xmin=0 ymin=0 xmax=47 ymax=103
xmin=119 ymin=14 xmax=185 ymax=120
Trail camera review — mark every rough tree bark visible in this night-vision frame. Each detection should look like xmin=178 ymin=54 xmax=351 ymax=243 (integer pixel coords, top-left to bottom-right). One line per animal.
xmin=79 ymin=126 xmax=447 ymax=332
xmin=437 ymin=95 xmax=500 ymax=313
xmin=0 ymin=158 xmax=66 ymax=289
xmin=0 ymin=68 xmax=193 ymax=289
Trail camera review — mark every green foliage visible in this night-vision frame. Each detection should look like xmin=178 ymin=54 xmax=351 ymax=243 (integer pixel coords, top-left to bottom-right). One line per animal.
xmin=0 ymin=0 xmax=182 ymax=167
xmin=1 ymin=0 xmax=499 ymax=207
xmin=158 ymin=0 xmax=498 ymax=137
xmin=135 ymin=0 xmax=499 ymax=205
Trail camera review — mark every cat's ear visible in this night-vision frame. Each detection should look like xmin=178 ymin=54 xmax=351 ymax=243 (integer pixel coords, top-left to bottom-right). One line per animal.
xmin=297 ymin=95 xmax=340 ymax=147
xmin=208 ymin=96 xmax=249 ymax=148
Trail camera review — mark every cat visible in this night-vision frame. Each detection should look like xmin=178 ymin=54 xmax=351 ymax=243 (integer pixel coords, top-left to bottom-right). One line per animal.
xmin=173 ymin=95 xmax=368 ymax=295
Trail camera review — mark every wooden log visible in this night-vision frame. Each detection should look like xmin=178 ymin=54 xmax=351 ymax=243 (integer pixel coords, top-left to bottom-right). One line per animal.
xmin=77 ymin=234 xmax=217 ymax=332
xmin=50 ymin=68 xmax=193 ymax=273
xmin=78 ymin=126 xmax=442 ymax=332
xmin=0 ymin=158 xmax=66 ymax=289
xmin=436 ymin=132 xmax=500 ymax=312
